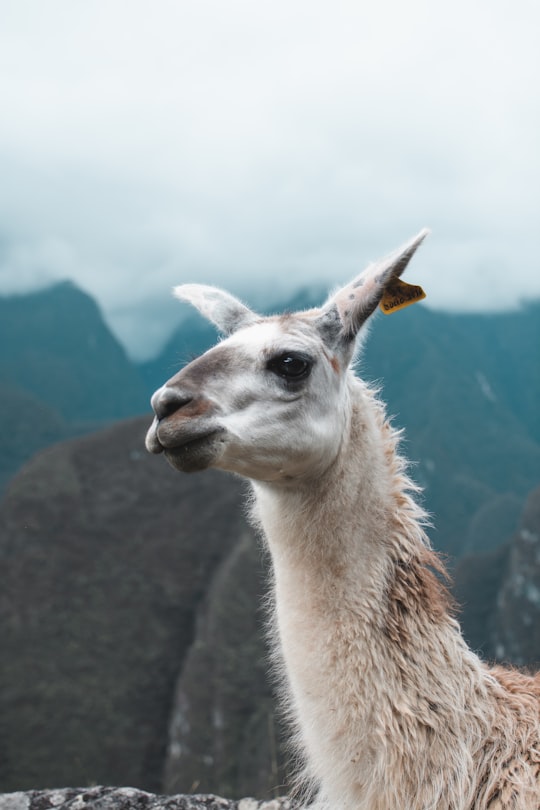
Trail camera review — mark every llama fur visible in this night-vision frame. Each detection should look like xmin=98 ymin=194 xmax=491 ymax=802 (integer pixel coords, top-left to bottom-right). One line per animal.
xmin=146 ymin=231 xmax=540 ymax=809
xmin=252 ymin=379 xmax=539 ymax=809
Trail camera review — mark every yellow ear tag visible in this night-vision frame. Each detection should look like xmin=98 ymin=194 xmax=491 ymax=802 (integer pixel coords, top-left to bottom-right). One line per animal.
xmin=379 ymin=277 xmax=426 ymax=315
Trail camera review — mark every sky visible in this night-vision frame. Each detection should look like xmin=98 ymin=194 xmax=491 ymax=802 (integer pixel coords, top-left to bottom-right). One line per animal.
xmin=0 ymin=0 xmax=539 ymax=360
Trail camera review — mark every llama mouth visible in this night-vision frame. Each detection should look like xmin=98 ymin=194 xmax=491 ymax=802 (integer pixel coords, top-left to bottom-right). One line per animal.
xmin=162 ymin=429 xmax=225 ymax=473
xmin=145 ymin=418 xmax=224 ymax=463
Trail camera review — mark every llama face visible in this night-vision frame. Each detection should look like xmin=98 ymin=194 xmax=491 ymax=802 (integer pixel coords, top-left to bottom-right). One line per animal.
xmin=146 ymin=229 xmax=428 ymax=481
xmin=145 ymin=316 xmax=350 ymax=481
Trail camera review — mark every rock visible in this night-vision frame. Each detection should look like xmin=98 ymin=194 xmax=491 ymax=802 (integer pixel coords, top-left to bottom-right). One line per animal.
xmin=0 ymin=418 xmax=249 ymax=792
xmin=164 ymin=534 xmax=288 ymax=797
xmin=0 ymin=788 xmax=295 ymax=810
xmin=491 ymin=484 xmax=540 ymax=665
xmin=454 ymin=484 xmax=540 ymax=666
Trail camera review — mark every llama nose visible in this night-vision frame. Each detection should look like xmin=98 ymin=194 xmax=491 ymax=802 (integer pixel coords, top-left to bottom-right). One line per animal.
xmin=151 ymin=386 xmax=194 ymax=421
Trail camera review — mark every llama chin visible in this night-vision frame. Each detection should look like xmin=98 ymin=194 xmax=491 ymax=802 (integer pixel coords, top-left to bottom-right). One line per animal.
xmin=147 ymin=230 xmax=540 ymax=810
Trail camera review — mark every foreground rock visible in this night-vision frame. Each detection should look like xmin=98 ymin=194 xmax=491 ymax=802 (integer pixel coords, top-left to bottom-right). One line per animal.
xmin=0 ymin=418 xmax=254 ymax=793
xmin=0 ymin=788 xmax=294 ymax=810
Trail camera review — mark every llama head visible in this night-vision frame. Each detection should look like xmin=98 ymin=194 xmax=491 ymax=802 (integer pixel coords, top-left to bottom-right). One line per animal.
xmin=145 ymin=229 xmax=428 ymax=482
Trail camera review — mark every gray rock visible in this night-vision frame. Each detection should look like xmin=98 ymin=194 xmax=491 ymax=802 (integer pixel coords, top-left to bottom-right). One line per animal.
xmin=0 ymin=788 xmax=295 ymax=810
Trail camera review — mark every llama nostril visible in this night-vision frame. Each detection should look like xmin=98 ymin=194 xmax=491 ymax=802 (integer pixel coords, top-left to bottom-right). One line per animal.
xmin=152 ymin=387 xmax=194 ymax=421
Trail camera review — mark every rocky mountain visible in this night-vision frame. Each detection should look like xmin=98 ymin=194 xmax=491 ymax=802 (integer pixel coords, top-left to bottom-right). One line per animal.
xmin=0 ymin=384 xmax=72 ymax=493
xmin=0 ymin=418 xmax=251 ymax=793
xmin=163 ymin=531 xmax=283 ymax=799
xmin=455 ymin=484 xmax=540 ymax=668
xmin=363 ymin=302 xmax=540 ymax=555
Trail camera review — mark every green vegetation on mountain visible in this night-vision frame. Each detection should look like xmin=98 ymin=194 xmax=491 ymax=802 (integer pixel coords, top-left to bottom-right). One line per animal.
xmin=0 ymin=282 xmax=150 ymax=491
xmin=0 ymin=281 xmax=148 ymax=424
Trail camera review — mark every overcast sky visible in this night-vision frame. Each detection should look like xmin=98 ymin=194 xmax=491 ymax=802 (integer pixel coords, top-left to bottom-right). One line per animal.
xmin=0 ymin=0 xmax=538 ymax=359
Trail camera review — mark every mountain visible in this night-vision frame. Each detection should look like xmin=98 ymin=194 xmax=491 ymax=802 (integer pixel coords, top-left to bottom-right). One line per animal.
xmin=0 ymin=417 xmax=248 ymax=793
xmin=0 ymin=282 xmax=150 ymax=490
xmin=163 ymin=529 xmax=284 ymax=798
xmin=0 ymin=383 xmax=72 ymax=493
xmin=363 ymin=302 xmax=540 ymax=554
xmin=492 ymin=484 xmax=540 ymax=665
xmin=0 ymin=281 xmax=148 ymax=423
xmin=455 ymin=484 xmax=540 ymax=667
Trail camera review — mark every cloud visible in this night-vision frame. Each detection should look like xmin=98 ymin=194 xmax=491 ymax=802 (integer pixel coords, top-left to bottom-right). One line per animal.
xmin=0 ymin=0 xmax=539 ymax=359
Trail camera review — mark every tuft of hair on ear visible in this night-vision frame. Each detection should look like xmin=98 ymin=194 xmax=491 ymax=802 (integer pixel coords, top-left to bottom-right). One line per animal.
xmin=172 ymin=283 xmax=257 ymax=336
xmin=313 ymin=304 xmax=343 ymax=347
xmin=341 ymin=290 xmax=381 ymax=341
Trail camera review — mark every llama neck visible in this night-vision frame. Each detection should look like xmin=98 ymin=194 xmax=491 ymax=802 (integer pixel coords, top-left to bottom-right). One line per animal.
xmin=251 ymin=381 xmax=482 ymax=808
xmin=253 ymin=379 xmax=436 ymax=607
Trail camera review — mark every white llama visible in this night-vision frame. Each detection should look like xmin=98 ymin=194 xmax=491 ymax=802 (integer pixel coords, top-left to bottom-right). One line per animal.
xmin=146 ymin=231 xmax=540 ymax=809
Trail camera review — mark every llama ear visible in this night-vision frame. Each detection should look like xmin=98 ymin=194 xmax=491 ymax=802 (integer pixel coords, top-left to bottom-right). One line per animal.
xmin=173 ymin=284 xmax=258 ymax=336
xmin=319 ymin=228 xmax=429 ymax=342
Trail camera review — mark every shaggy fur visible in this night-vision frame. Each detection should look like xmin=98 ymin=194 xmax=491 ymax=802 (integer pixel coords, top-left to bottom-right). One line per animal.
xmin=252 ymin=381 xmax=540 ymax=809
xmin=146 ymin=231 xmax=540 ymax=809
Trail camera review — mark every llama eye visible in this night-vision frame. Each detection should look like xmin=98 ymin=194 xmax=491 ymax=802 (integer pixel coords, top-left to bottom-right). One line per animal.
xmin=267 ymin=353 xmax=312 ymax=380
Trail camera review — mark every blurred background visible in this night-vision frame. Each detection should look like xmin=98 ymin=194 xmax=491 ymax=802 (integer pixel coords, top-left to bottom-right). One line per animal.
xmin=0 ymin=0 xmax=538 ymax=799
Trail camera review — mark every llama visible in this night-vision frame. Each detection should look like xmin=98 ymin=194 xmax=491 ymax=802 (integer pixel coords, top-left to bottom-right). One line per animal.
xmin=145 ymin=231 xmax=540 ymax=809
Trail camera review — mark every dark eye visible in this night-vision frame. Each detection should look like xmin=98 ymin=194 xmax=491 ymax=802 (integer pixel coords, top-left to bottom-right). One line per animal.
xmin=267 ymin=352 xmax=312 ymax=380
